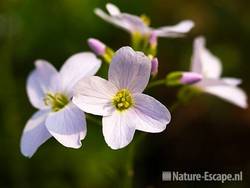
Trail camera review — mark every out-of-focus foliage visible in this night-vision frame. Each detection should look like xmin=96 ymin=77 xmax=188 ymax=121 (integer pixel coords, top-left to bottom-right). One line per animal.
xmin=1 ymin=0 xmax=250 ymax=187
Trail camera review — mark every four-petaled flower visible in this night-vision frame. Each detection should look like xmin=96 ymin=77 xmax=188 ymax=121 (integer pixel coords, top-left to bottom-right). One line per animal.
xmin=73 ymin=47 xmax=171 ymax=149
xmin=21 ymin=53 xmax=101 ymax=157
xmin=95 ymin=3 xmax=194 ymax=41
xmin=190 ymin=36 xmax=248 ymax=108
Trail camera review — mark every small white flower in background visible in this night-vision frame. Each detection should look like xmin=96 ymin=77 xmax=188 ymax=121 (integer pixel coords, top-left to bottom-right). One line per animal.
xmin=73 ymin=47 xmax=171 ymax=149
xmin=190 ymin=36 xmax=248 ymax=108
xmin=21 ymin=53 xmax=101 ymax=157
xmin=95 ymin=3 xmax=194 ymax=40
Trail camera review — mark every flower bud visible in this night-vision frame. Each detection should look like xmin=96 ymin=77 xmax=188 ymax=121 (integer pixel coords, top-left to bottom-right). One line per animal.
xmin=166 ymin=71 xmax=202 ymax=86
xmin=88 ymin=38 xmax=114 ymax=63
xmin=151 ymin=57 xmax=158 ymax=77
xmin=149 ymin=31 xmax=158 ymax=47
xmin=148 ymin=32 xmax=158 ymax=56
xmin=87 ymin=38 xmax=106 ymax=56
xmin=180 ymin=72 xmax=202 ymax=84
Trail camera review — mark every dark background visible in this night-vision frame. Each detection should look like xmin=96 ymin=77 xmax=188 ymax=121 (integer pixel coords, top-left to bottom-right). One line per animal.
xmin=0 ymin=0 xmax=250 ymax=187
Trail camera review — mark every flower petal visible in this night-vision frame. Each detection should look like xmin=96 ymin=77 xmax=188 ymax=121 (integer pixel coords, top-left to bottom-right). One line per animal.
xmin=106 ymin=3 xmax=121 ymax=16
xmin=191 ymin=36 xmax=222 ymax=79
xmin=94 ymin=8 xmax=131 ymax=32
xmin=108 ymin=47 xmax=151 ymax=93
xmin=59 ymin=52 xmax=101 ymax=94
xmin=45 ymin=103 xmax=87 ymax=148
xmin=94 ymin=8 xmax=148 ymax=34
xmin=155 ymin=20 xmax=194 ymax=37
xmin=27 ymin=60 xmax=60 ymax=109
xmin=20 ymin=110 xmax=51 ymax=158
xmin=73 ymin=76 xmax=117 ymax=116
xmin=222 ymin=77 xmax=242 ymax=86
xmin=119 ymin=13 xmax=150 ymax=34
xmin=196 ymin=78 xmax=225 ymax=87
xmin=132 ymin=94 xmax=171 ymax=133
xmin=201 ymin=83 xmax=248 ymax=108
xmin=191 ymin=37 xmax=203 ymax=73
xmin=102 ymin=111 xmax=136 ymax=149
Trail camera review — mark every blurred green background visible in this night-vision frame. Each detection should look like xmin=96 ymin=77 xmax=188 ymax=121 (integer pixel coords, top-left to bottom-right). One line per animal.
xmin=1 ymin=0 xmax=250 ymax=187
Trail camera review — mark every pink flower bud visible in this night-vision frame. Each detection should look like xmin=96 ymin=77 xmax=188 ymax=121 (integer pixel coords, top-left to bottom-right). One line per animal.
xmin=149 ymin=32 xmax=158 ymax=47
xmin=87 ymin=38 xmax=106 ymax=56
xmin=151 ymin=58 xmax=158 ymax=76
xmin=180 ymin=72 xmax=202 ymax=84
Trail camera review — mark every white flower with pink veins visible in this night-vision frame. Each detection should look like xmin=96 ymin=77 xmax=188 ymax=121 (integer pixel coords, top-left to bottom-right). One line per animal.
xmin=73 ymin=47 xmax=171 ymax=149
xmin=21 ymin=52 xmax=101 ymax=157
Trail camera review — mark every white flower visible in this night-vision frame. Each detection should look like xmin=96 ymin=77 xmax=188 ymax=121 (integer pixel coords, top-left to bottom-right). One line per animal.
xmin=73 ymin=47 xmax=171 ymax=149
xmin=21 ymin=53 xmax=101 ymax=157
xmin=191 ymin=36 xmax=248 ymax=108
xmin=95 ymin=3 xmax=194 ymax=38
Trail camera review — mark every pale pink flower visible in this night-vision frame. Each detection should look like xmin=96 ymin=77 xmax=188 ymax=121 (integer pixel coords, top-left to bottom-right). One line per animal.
xmin=95 ymin=3 xmax=194 ymax=39
xmin=191 ymin=37 xmax=248 ymax=108
xmin=73 ymin=47 xmax=171 ymax=149
xmin=21 ymin=53 xmax=101 ymax=157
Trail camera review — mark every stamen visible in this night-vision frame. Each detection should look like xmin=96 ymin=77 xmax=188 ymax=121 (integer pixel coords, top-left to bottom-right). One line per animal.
xmin=112 ymin=89 xmax=133 ymax=111
xmin=43 ymin=93 xmax=69 ymax=112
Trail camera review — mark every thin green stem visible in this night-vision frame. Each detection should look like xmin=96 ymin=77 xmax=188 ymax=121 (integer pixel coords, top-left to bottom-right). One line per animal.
xmin=123 ymin=133 xmax=147 ymax=187
xmin=123 ymin=143 xmax=135 ymax=188
xmin=146 ymin=79 xmax=165 ymax=90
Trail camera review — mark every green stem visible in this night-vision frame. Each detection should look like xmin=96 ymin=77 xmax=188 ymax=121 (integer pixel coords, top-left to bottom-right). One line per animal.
xmin=146 ymin=79 xmax=166 ymax=90
xmin=131 ymin=33 xmax=142 ymax=51
xmin=131 ymin=33 xmax=150 ymax=54
xmin=102 ymin=47 xmax=114 ymax=64
xmin=123 ymin=143 xmax=135 ymax=188
xmin=123 ymin=133 xmax=147 ymax=188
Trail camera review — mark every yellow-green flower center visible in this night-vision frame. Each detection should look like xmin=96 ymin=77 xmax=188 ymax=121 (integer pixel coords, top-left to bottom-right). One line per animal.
xmin=112 ymin=89 xmax=133 ymax=111
xmin=44 ymin=93 xmax=69 ymax=112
